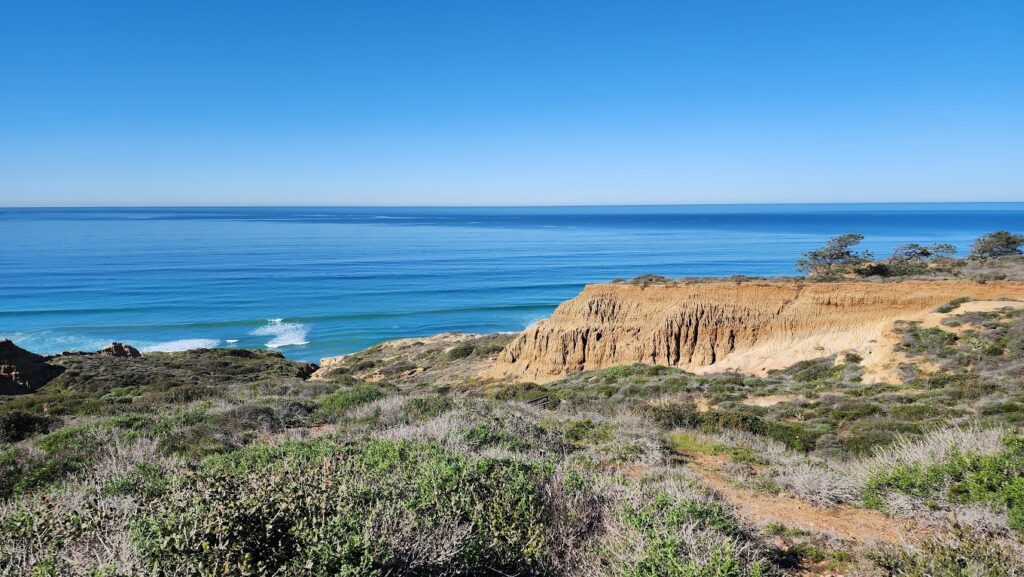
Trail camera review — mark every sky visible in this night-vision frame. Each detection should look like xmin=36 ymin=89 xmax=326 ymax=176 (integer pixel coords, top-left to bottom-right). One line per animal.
xmin=1 ymin=0 xmax=1022 ymax=206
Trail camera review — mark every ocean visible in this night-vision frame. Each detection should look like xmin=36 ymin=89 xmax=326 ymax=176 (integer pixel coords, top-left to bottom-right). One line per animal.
xmin=2 ymin=203 xmax=1022 ymax=362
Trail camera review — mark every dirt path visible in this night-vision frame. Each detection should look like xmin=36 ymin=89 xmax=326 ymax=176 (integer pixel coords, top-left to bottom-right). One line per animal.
xmin=682 ymin=453 xmax=933 ymax=547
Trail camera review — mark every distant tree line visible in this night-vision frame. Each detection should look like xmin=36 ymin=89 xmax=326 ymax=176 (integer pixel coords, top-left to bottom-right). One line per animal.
xmin=797 ymin=230 xmax=1023 ymax=278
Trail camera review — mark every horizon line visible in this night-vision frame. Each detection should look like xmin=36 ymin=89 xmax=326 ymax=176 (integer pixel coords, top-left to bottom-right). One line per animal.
xmin=3 ymin=200 xmax=1024 ymax=210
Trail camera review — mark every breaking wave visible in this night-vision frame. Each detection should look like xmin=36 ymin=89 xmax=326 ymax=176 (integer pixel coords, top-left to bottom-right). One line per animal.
xmin=141 ymin=338 xmax=221 ymax=353
xmin=250 ymin=319 xmax=310 ymax=348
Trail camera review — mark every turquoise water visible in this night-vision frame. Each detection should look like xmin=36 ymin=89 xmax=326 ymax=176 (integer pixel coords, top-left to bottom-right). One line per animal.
xmin=2 ymin=204 xmax=1021 ymax=362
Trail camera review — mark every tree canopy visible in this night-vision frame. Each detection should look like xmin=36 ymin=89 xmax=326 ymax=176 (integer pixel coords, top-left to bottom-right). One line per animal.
xmin=796 ymin=233 xmax=873 ymax=275
xmin=970 ymin=231 xmax=1024 ymax=259
xmin=889 ymin=243 xmax=957 ymax=262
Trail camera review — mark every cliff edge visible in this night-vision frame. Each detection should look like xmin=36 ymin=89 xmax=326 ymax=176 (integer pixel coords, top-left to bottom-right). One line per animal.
xmin=482 ymin=280 xmax=1024 ymax=383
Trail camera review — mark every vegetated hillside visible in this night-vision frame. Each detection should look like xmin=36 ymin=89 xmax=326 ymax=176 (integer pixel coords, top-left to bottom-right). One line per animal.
xmin=2 ymin=304 xmax=1024 ymax=575
xmin=311 ymin=332 xmax=513 ymax=386
xmin=485 ymin=279 xmax=1024 ymax=383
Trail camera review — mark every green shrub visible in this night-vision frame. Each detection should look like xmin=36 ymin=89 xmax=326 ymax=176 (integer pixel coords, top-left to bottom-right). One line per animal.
xmin=133 ymin=439 xmax=561 ymax=576
xmin=871 ymin=527 xmax=1022 ymax=577
xmin=347 ymin=359 xmax=376 ymax=371
xmin=312 ymin=385 xmax=387 ymax=423
xmin=827 ymin=400 xmax=878 ymax=421
xmin=791 ymin=359 xmax=841 ymax=383
xmin=602 ymin=364 xmax=672 ymax=384
xmin=102 ymin=462 xmax=173 ymax=499
xmin=495 ymin=382 xmax=555 ymax=405
xmin=380 ymin=361 xmax=416 ymax=376
xmin=493 ymin=384 xmax=527 ymax=401
xmin=842 ymin=421 xmax=923 ymax=456
xmin=765 ymin=421 xmax=824 ymax=453
xmin=472 ymin=337 xmax=509 ymax=355
xmin=618 ymin=489 xmax=767 ymax=577
xmin=936 ymin=297 xmax=971 ymax=314
xmin=887 ymin=402 xmax=951 ymax=421
xmin=0 ymin=410 xmax=60 ymax=442
xmin=563 ymin=418 xmax=613 ymax=446
xmin=863 ymin=433 xmax=1024 ymax=532
xmin=899 ymin=326 xmax=958 ymax=356
xmin=399 ymin=395 xmax=453 ymax=422
xmin=647 ymin=402 xmax=702 ymax=429
xmin=461 ymin=422 xmax=532 ymax=451
xmin=701 ymin=409 xmax=767 ymax=435
xmin=0 ymin=425 xmax=102 ymax=497
xmin=446 ymin=343 xmax=475 ymax=359
xmin=156 ymin=423 xmax=240 ymax=458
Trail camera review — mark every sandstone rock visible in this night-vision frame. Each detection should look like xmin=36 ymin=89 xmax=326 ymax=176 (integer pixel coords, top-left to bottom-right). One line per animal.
xmin=97 ymin=342 xmax=142 ymax=358
xmin=483 ymin=280 xmax=1024 ymax=383
xmin=0 ymin=339 xmax=65 ymax=395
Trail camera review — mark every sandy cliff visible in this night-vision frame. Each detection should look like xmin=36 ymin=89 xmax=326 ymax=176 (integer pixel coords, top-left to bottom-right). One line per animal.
xmin=483 ymin=280 xmax=1024 ymax=383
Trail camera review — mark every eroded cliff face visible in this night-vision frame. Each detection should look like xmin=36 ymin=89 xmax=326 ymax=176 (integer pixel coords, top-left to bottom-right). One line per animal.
xmin=482 ymin=280 xmax=1024 ymax=383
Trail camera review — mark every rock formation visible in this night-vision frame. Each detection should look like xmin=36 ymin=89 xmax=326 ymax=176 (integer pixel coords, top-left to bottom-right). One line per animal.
xmin=0 ymin=339 xmax=65 ymax=394
xmin=483 ymin=280 xmax=1024 ymax=383
xmin=97 ymin=342 xmax=142 ymax=358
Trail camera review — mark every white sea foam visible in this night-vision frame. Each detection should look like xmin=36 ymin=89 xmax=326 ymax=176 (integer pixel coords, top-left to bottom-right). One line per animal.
xmin=250 ymin=319 xmax=309 ymax=348
xmin=225 ymin=339 xmax=239 ymax=344
xmin=141 ymin=338 xmax=221 ymax=353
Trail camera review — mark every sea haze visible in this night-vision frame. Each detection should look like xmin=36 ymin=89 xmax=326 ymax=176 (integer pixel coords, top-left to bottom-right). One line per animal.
xmin=1 ymin=203 xmax=1021 ymax=362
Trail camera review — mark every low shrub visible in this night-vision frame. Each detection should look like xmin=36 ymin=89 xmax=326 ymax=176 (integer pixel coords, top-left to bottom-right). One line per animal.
xmin=765 ymin=421 xmax=824 ymax=453
xmin=871 ymin=527 xmax=1023 ymax=577
xmin=446 ymin=343 xmax=475 ymax=359
xmin=495 ymin=382 xmax=555 ymax=405
xmin=863 ymin=433 xmax=1024 ymax=532
xmin=0 ymin=425 xmax=103 ymax=497
xmin=602 ymin=364 xmax=673 ymax=384
xmin=647 ymin=402 xmax=702 ymax=429
xmin=399 ymin=395 xmax=454 ymax=422
xmin=312 ymin=385 xmax=388 ymax=423
xmin=899 ymin=326 xmax=958 ymax=356
xmin=102 ymin=462 xmax=173 ymax=499
xmin=133 ymin=439 xmax=566 ymax=576
xmin=791 ymin=359 xmax=841 ymax=383
xmin=616 ymin=487 xmax=769 ymax=577
xmin=563 ymin=418 xmax=613 ymax=447
xmin=380 ymin=361 xmax=417 ymax=376
xmin=461 ymin=422 xmax=533 ymax=452
xmin=0 ymin=410 xmax=60 ymax=443
xmin=936 ymin=297 xmax=972 ymax=313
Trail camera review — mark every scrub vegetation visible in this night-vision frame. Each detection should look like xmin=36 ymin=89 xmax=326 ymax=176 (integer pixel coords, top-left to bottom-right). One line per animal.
xmin=2 ymin=298 xmax=1024 ymax=575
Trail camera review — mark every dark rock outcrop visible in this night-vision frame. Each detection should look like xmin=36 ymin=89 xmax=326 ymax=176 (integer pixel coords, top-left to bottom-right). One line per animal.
xmin=97 ymin=342 xmax=142 ymax=358
xmin=297 ymin=362 xmax=320 ymax=379
xmin=0 ymin=339 xmax=65 ymax=395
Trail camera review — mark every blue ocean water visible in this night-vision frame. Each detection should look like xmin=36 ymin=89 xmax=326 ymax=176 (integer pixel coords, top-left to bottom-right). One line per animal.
xmin=1 ymin=204 xmax=1022 ymax=362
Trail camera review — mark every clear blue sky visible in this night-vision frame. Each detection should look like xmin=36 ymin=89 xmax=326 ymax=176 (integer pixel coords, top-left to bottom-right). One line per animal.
xmin=1 ymin=0 xmax=1021 ymax=206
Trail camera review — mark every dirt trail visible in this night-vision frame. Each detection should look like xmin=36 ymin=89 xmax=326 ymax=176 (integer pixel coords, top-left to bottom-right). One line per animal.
xmin=682 ymin=453 xmax=933 ymax=547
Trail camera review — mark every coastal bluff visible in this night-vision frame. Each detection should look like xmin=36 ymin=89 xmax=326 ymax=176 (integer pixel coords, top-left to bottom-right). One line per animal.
xmin=483 ymin=279 xmax=1024 ymax=383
